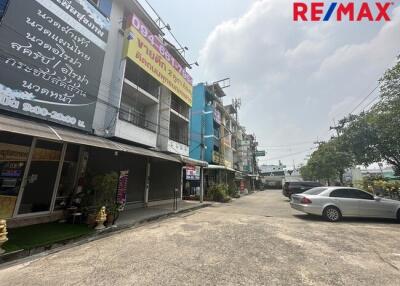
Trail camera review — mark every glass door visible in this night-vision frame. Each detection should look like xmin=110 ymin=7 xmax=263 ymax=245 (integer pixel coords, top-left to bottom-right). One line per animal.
xmin=0 ymin=133 xmax=33 ymax=218
xmin=18 ymin=140 xmax=62 ymax=215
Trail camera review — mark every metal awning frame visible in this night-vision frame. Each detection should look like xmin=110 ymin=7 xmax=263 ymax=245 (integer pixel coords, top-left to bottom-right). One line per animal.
xmin=0 ymin=114 xmax=180 ymax=163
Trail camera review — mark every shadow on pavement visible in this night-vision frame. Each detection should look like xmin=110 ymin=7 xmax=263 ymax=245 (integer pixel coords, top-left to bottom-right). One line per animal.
xmin=292 ymin=214 xmax=398 ymax=225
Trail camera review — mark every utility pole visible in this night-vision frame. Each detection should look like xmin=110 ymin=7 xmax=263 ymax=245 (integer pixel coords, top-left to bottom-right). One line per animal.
xmin=313 ymin=140 xmax=325 ymax=146
xmin=232 ymin=98 xmax=241 ymax=123
xmin=330 ymin=119 xmax=341 ymax=137
xmin=329 ymin=126 xmax=341 ymax=137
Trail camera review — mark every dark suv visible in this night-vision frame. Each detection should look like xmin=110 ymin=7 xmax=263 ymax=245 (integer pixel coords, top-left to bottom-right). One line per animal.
xmin=282 ymin=181 xmax=323 ymax=198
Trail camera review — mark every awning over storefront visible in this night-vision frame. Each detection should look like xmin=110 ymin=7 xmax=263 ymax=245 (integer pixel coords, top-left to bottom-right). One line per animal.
xmin=174 ymin=155 xmax=208 ymax=167
xmin=0 ymin=114 xmax=180 ymax=163
xmin=205 ymin=164 xmax=236 ymax=172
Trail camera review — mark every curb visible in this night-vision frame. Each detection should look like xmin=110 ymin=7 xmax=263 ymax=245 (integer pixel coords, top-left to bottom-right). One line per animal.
xmin=0 ymin=203 xmax=211 ymax=269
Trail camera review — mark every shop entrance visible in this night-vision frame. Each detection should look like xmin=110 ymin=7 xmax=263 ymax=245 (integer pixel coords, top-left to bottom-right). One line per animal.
xmin=0 ymin=133 xmax=32 ymax=218
xmin=1 ymin=132 xmax=80 ymax=220
xmin=182 ymin=165 xmax=201 ymax=199
xmin=17 ymin=140 xmax=63 ymax=215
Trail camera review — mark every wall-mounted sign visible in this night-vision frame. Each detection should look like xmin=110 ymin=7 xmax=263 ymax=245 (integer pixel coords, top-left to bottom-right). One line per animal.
xmin=186 ymin=165 xmax=200 ymax=180
xmin=0 ymin=143 xmax=61 ymax=161
xmin=0 ymin=0 xmax=109 ymax=131
xmin=224 ymin=160 xmax=233 ymax=169
xmin=212 ymin=151 xmax=221 ymax=164
xmin=213 ymin=109 xmax=221 ymax=125
xmin=124 ymin=14 xmax=193 ymax=106
xmin=167 ymin=139 xmax=189 ymax=157
xmin=255 ymin=150 xmax=266 ymax=157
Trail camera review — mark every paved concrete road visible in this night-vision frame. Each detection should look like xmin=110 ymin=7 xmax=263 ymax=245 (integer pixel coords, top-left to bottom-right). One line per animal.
xmin=1 ymin=190 xmax=400 ymax=286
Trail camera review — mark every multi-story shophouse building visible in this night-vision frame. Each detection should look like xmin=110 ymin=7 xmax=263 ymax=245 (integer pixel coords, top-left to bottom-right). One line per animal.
xmin=0 ymin=0 xmax=201 ymax=227
xmin=190 ymin=82 xmax=259 ymax=195
xmin=240 ymin=133 xmax=260 ymax=190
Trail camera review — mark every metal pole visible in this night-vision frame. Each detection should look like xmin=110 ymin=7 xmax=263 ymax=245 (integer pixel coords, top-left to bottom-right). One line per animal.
xmin=144 ymin=159 xmax=150 ymax=207
xmin=13 ymin=138 xmax=37 ymax=217
xmin=50 ymin=142 xmax=68 ymax=212
xmin=200 ymin=167 xmax=204 ymax=203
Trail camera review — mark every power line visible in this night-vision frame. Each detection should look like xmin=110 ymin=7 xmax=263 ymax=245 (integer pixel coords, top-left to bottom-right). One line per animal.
xmin=348 ymin=84 xmax=380 ymax=115
xmin=257 ymin=141 xmax=314 ymax=148
xmin=259 ymin=147 xmax=317 ymax=161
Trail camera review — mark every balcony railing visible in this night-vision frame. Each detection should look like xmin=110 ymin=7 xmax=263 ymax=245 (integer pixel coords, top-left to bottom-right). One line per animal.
xmin=119 ymin=109 xmax=157 ymax=133
xmin=171 ymin=95 xmax=190 ymax=118
xmin=169 ymin=117 xmax=189 ymax=146
xmin=169 ymin=132 xmax=188 ymax=146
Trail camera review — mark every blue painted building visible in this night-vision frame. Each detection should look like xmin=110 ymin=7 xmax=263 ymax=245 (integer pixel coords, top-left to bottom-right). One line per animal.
xmin=190 ymin=83 xmax=226 ymax=165
xmin=189 ymin=82 xmax=260 ymax=194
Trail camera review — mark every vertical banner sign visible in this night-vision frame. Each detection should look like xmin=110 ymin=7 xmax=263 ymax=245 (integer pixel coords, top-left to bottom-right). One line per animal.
xmin=124 ymin=14 xmax=193 ymax=106
xmin=0 ymin=0 xmax=109 ymax=131
xmin=116 ymin=170 xmax=129 ymax=211
xmin=240 ymin=181 xmax=245 ymax=193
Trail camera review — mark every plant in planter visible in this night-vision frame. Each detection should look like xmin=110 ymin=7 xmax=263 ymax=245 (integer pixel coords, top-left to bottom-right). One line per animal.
xmin=91 ymin=172 xmax=119 ymax=227
xmin=206 ymin=184 xmax=231 ymax=203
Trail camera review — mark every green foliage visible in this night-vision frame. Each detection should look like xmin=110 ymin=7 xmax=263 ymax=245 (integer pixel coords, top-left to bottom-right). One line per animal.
xmin=300 ymin=139 xmax=353 ymax=183
xmin=302 ymin=59 xmax=400 ymax=181
xmin=227 ymin=182 xmax=240 ymax=198
xmin=206 ymin=184 xmax=231 ymax=202
xmin=91 ymin=172 xmax=119 ymax=212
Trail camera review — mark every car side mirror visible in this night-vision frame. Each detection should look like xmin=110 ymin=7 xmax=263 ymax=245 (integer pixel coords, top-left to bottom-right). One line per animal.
xmin=374 ymin=196 xmax=381 ymax=202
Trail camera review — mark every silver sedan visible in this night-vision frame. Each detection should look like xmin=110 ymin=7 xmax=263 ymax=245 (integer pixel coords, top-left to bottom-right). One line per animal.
xmin=290 ymin=187 xmax=400 ymax=222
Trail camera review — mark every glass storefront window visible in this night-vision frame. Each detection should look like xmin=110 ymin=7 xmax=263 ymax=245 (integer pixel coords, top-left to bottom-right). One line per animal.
xmin=0 ymin=132 xmax=32 ymax=218
xmin=54 ymin=144 xmax=80 ymax=210
xmin=18 ymin=140 xmax=62 ymax=215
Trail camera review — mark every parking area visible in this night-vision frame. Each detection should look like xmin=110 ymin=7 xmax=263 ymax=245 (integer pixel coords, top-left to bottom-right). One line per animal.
xmin=1 ymin=190 xmax=400 ymax=285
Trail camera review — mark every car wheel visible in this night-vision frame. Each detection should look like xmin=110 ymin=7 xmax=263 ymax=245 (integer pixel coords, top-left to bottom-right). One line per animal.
xmin=396 ymin=209 xmax=400 ymax=223
xmin=323 ymin=206 xmax=341 ymax=222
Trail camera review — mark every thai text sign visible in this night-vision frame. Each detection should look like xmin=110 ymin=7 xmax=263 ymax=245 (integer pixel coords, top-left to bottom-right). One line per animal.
xmin=186 ymin=165 xmax=200 ymax=180
xmin=124 ymin=15 xmax=193 ymax=106
xmin=0 ymin=0 xmax=109 ymax=131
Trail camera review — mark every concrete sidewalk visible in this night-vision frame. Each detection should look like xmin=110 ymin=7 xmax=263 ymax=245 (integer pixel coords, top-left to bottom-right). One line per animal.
xmin=116 ymin=200 xmax=211 ymax=227
xmin=0 ymin=200 xmax=212 ymax=266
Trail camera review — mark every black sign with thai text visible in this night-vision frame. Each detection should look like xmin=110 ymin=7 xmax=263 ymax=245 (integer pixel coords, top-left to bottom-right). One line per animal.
xmin=0 ymin=0 xmax=109 ymax=131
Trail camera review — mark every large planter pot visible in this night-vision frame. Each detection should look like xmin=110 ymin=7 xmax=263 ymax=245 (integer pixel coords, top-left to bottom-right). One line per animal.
xmin=86 ymin=213 xmax=97 ymax=228
xmin=106 ymin=214 xmax=115 ymax=226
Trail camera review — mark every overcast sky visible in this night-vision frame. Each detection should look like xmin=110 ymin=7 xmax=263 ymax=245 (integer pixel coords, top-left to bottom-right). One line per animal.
xmin=141 ymin=0 xmax=400 ymax=168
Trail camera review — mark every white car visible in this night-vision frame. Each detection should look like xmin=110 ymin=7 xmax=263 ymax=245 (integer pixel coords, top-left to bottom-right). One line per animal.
xmin=290 ymin=187 xmax=400 ymax=222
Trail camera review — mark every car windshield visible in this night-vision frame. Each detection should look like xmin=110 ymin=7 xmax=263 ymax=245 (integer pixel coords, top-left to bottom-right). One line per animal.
xmin=303 ymin=187 xmax=327 ymax=195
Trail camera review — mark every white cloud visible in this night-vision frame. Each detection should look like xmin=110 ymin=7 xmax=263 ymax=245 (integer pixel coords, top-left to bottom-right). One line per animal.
xmin=198 ymin=0 xmax=400 ymax=166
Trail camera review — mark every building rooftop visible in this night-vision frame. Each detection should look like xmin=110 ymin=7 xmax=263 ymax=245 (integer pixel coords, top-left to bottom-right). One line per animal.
xmin=206 ymin=83 xmax=226 ymax=98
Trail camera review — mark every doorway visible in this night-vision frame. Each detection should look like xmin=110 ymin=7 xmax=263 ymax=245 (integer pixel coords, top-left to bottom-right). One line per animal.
xmin=17 ymin=140 xmax=62 ymax=215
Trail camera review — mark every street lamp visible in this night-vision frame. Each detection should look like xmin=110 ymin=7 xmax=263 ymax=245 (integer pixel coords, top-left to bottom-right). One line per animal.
xmin=189 ymin=62 xmax=199 ymax=69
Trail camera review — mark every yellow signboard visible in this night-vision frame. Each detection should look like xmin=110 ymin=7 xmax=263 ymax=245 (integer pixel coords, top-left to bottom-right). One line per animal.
xmin=124 ymin=16 xmax=193 ymax=106
xmin=224 ymin=160 xmax=233 ymax=169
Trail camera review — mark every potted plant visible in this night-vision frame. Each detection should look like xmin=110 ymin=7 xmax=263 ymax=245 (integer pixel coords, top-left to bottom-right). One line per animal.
xmin=91 ymin=172 xmax=119 ymax=227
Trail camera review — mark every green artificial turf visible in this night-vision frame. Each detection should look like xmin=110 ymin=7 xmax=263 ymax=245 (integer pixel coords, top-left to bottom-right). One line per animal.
xmin=2 ymin=223 xmax=94 ymax=253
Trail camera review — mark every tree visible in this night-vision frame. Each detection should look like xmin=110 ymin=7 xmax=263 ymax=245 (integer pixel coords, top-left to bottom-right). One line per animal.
xmin=337 ymin=59 xmax=400 ymax=175
xmin=301 ymin=59 xmax=400 ymax=178
xmin=302 ymin=140 xmax=353 ymax=184
xmin=339 ymin=112 xmax=380 ymax=166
